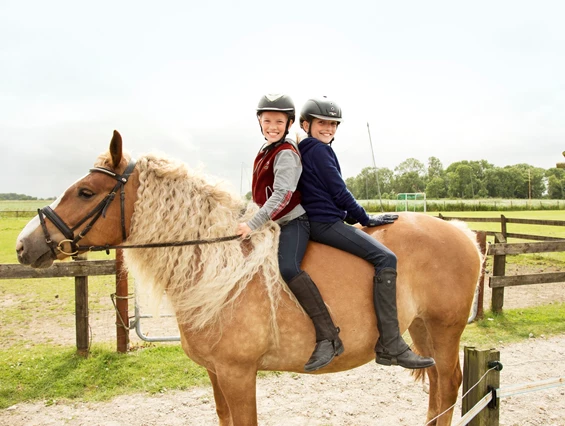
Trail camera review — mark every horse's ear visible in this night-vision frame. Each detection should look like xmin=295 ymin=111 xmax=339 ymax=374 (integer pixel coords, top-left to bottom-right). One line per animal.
xmin=109 ymin=130 xmax=123 ymax=168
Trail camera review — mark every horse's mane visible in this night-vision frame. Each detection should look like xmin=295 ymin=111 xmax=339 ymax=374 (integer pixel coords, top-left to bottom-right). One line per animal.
xmin=108 ymin=152 xmax=283 ymax=337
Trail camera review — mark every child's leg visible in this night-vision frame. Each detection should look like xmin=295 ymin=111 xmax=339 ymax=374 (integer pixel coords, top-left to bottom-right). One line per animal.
xmin=310 ymin=220 xmax=434 ymax=369
xmin=278 ymin=215 xmax=343 ymax=372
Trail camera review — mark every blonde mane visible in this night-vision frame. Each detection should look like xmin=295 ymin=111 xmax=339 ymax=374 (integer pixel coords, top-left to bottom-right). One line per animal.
xmin=119 ymin=153 xmax=284 ymax=336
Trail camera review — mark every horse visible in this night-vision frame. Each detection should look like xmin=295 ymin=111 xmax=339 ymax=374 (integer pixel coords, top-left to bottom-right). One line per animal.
xmin=16 ymin=131 xmax=482 ymax=426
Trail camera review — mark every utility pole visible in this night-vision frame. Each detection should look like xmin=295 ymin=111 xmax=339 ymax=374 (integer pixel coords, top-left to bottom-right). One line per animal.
xmin=367 ymin=123 xmax=384 ymax=212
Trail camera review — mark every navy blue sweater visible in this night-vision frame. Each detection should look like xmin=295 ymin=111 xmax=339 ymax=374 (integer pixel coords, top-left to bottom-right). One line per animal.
xmin=298 ymin=137 xmax=370 ymax=225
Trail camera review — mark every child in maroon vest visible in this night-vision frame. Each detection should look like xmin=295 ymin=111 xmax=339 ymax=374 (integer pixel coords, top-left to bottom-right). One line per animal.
xmin=237 ymin=94 xmax=343 ymax=372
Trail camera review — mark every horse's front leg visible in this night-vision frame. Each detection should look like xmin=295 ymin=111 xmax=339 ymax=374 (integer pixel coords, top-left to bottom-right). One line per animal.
xmin=214 ymin=363 xmax=258 ymax=426
xmin=207 ymin=369 xmax=232 ymax=426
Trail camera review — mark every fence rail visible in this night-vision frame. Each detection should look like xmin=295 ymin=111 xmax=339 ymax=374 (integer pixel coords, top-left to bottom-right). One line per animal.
xmin=0 ymin=257 xmax=123 ymax=355
xmin=0 ymin=260 xmax=116 ymax=278
xmin=438 ymin=214 xmax=565 ymax=313
xmin=0 ymin=210 xmax=37 ymax=218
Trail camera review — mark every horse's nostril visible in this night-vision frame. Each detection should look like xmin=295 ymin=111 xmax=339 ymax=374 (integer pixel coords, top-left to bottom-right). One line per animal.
xmin=16 ymin=240 xmax=24 ymax=253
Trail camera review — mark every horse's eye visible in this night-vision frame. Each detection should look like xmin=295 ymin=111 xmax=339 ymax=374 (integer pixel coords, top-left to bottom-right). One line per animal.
xmin=78 ymin=188 xmax=95 ymax=199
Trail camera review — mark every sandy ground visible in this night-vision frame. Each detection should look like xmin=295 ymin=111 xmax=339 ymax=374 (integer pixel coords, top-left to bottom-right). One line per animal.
xmin=1 ymin=267 xmax=564 ymax=426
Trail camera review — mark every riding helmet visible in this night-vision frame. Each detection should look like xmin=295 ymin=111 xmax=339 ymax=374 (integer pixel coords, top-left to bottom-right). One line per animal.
xmin=256 ymin=94 xmax=295 ymax=122
xmin=299 ymin=96 xmax=343 ymax=132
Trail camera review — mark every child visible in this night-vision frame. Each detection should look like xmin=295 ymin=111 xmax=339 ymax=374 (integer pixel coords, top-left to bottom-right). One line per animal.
xmin=297 ymin=96 xmax=435 ymax=369
xmin=237 ymin=94 xmax=343 ymax=372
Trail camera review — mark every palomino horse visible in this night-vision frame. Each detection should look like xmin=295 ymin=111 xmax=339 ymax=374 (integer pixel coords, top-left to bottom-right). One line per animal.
xmin=16 ymin=131 xmax=482 ymax=425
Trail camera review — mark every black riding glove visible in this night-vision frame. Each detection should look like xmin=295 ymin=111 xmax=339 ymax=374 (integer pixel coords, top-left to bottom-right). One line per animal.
xmin=366 ymin=214 xmax=399 ymax=227
xmin=344 ymin=216 xmax=358 ymax=225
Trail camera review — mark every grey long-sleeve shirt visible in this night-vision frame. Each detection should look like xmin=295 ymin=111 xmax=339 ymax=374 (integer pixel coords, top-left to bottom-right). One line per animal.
xmin=247 ymin=142 xmax=306 ymax=231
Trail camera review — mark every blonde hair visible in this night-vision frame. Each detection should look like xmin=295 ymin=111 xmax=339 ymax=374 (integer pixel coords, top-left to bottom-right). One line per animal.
xmin=115 ymin=153 xmax=284 ymax=338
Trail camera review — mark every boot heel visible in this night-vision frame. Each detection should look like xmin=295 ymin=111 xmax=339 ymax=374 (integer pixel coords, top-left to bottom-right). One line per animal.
xmin=375 ymin=355 xmax=394 ymax=366
xmin=334 ymin=339 xmax=345 ymax=356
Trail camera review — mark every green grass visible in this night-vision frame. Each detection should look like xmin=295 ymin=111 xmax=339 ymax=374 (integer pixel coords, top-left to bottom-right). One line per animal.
xmin=0 ymin=343 xmax=209 ymax=409
xmin=1 ymin=217 xmax=118 ymax=346
xmin=0 ymin=304 xmax=563 ymax=409
xmin=461 ymin=303 xmax=565 ymax=348
xmin=0 ymin=200 xmax=54 ymax=211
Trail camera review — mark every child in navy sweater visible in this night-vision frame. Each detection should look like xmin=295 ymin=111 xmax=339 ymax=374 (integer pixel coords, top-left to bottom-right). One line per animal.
xmin=298 ymin=96 xmax=435 ymax=369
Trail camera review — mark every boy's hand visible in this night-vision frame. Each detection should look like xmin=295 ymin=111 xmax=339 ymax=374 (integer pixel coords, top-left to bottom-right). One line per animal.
xmin=237 ymin=223 xmax=252 ymax=239
xmin=366 ymin=214 xmax=399 ymax=227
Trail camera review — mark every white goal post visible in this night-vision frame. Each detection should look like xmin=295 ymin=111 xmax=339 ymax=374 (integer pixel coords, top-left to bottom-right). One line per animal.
xmin=396 ymin=192 xmax=427 ymax=212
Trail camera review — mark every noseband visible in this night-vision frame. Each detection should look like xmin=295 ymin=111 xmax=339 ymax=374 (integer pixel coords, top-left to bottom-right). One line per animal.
xmin=38 ymin=159 xmax=137 ymax=257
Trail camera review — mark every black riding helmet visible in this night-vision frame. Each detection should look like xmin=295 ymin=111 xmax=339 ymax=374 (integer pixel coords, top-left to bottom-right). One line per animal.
xmin=299 ymin=96 xmax=343 ymax=138
xmin=256 ymin=94 xmax=295 ymax=143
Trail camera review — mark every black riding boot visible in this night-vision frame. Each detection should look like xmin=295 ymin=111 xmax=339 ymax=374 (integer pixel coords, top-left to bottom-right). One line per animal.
xmin=374 ymin=268 xmax=435 ymax=369
xmin=287 ymin=271 xmax=344 ymax=372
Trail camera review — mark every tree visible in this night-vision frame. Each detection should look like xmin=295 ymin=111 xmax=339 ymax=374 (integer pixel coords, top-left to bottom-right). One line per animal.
xmin=394 ymin=158 xmax=425 ymax=194
xmin=345 ymin=167 xmax=394 ymax=199
xmin=425 ymin=177 xmax=447 ymax=198
xmin=427 ymin=156 xmax=444 ymax=180
xmin=546 ymin=168 xmax=565 ymax=199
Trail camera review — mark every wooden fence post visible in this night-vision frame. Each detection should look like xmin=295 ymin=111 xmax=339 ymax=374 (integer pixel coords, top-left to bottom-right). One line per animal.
xmin=500 ymin=214 xmax=507 ymax=240
xmin=491 ymin=232 xmax=506 ymax=313
xmin=74 ymin=254 xmax=89 ymax=356
xmin=462 ymin=347 xmax=501 ymax=426
xmin=476 ymin=231 xmax=487 ymax=320
xmin=115 ymin=249 xmax=129 ymax=353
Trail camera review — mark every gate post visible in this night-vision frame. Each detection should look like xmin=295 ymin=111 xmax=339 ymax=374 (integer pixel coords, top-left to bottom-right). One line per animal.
xmin=115 ymin=249 xmax=129 ymax=353
xmin=491 ymin=232 xmax=506 ymax=313
xmin=462 ymin=347 xmax=501 ymax=426
xmin=476 ymin=231 xmax=487 ymax=319
xmin=74 ymin=253 xmax=89 ymax=356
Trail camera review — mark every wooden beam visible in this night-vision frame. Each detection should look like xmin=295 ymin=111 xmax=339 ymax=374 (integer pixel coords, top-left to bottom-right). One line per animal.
xmin=0 ymin=260 xmax=116 ymax=279
xmin=505 ymin=233 xmax=565 ymax=242
xmin=437 ymin=216 xmax=502 ymax=223
xmin=490 ymin=272 xmax=565 ymax=288
xmin=506 ymin=218 xmax=565 ymax=226
xmin=488 ymin=241 xmax=565 ymax=255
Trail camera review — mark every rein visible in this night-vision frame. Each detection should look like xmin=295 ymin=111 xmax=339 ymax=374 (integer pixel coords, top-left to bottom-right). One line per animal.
xmin=37 ymin=158 xmax=241 ymax=257
xmin=83 ymin=234 xmax=240 ymax=253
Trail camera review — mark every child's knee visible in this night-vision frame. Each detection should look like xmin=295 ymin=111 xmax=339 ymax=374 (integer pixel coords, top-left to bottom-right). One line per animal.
xmin=383 ymin=251 xmax=397 ymax=269
xmin=279 ymin=265 xmax=301 ymax=283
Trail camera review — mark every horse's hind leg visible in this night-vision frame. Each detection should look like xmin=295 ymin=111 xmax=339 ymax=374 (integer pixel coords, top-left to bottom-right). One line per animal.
xmin=214 ymin=364 xmax=259 ymax=426
xmin=410 ymin=318 xmax=463 ymax=426
xmin=408 ymin=318 xmax=440 ymax=422
xmin=207 ymin=369 xmax=233 ymax=426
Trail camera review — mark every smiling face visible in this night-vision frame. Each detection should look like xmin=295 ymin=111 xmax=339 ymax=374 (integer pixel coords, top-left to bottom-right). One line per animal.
xmin=304 ymin=118 xmax=339 ymax=144
xmin=258 ymin=111 xmax=292 ymax=144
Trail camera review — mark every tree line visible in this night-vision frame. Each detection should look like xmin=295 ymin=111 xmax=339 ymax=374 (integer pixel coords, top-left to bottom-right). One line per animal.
xmin=0 ymin=193 xmax=39 ymax=201
xmin=344 ymin=157 xmax=565 ymax=200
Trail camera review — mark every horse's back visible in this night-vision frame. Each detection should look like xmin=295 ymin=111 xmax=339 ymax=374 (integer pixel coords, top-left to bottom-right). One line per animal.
xmin=270 ymin=212 xmax=481 ymax=373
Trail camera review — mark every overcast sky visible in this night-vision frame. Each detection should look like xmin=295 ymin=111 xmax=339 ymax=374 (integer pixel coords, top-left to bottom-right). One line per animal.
xmin=1 ymin=0 xmax=564 ymax=198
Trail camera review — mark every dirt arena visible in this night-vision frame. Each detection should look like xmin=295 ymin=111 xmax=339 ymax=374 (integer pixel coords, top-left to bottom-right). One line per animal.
xmin=1 ymin=267 xmax=564 ymax=426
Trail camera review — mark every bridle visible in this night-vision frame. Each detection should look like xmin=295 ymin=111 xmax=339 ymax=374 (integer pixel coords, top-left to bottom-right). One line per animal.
xmin=37 ymin=159 xmax=239 ymax=258
xmin=38 ymin=159 xmax=137 ymax=257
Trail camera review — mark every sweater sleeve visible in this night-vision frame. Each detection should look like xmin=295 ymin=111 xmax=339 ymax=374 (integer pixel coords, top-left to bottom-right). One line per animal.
xmin=247 ymin=149 xmax=302 ymax=230
xmin=310 ymin=144 xmax=370 ymax=226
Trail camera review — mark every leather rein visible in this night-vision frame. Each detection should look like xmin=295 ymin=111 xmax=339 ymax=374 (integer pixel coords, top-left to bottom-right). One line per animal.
xmin=38 ymin=159 xmax=239 ymax=257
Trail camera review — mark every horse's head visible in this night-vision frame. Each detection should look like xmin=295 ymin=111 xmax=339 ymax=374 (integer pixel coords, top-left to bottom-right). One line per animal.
xmin=16 ymin=130 xmax=139 ymax=268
